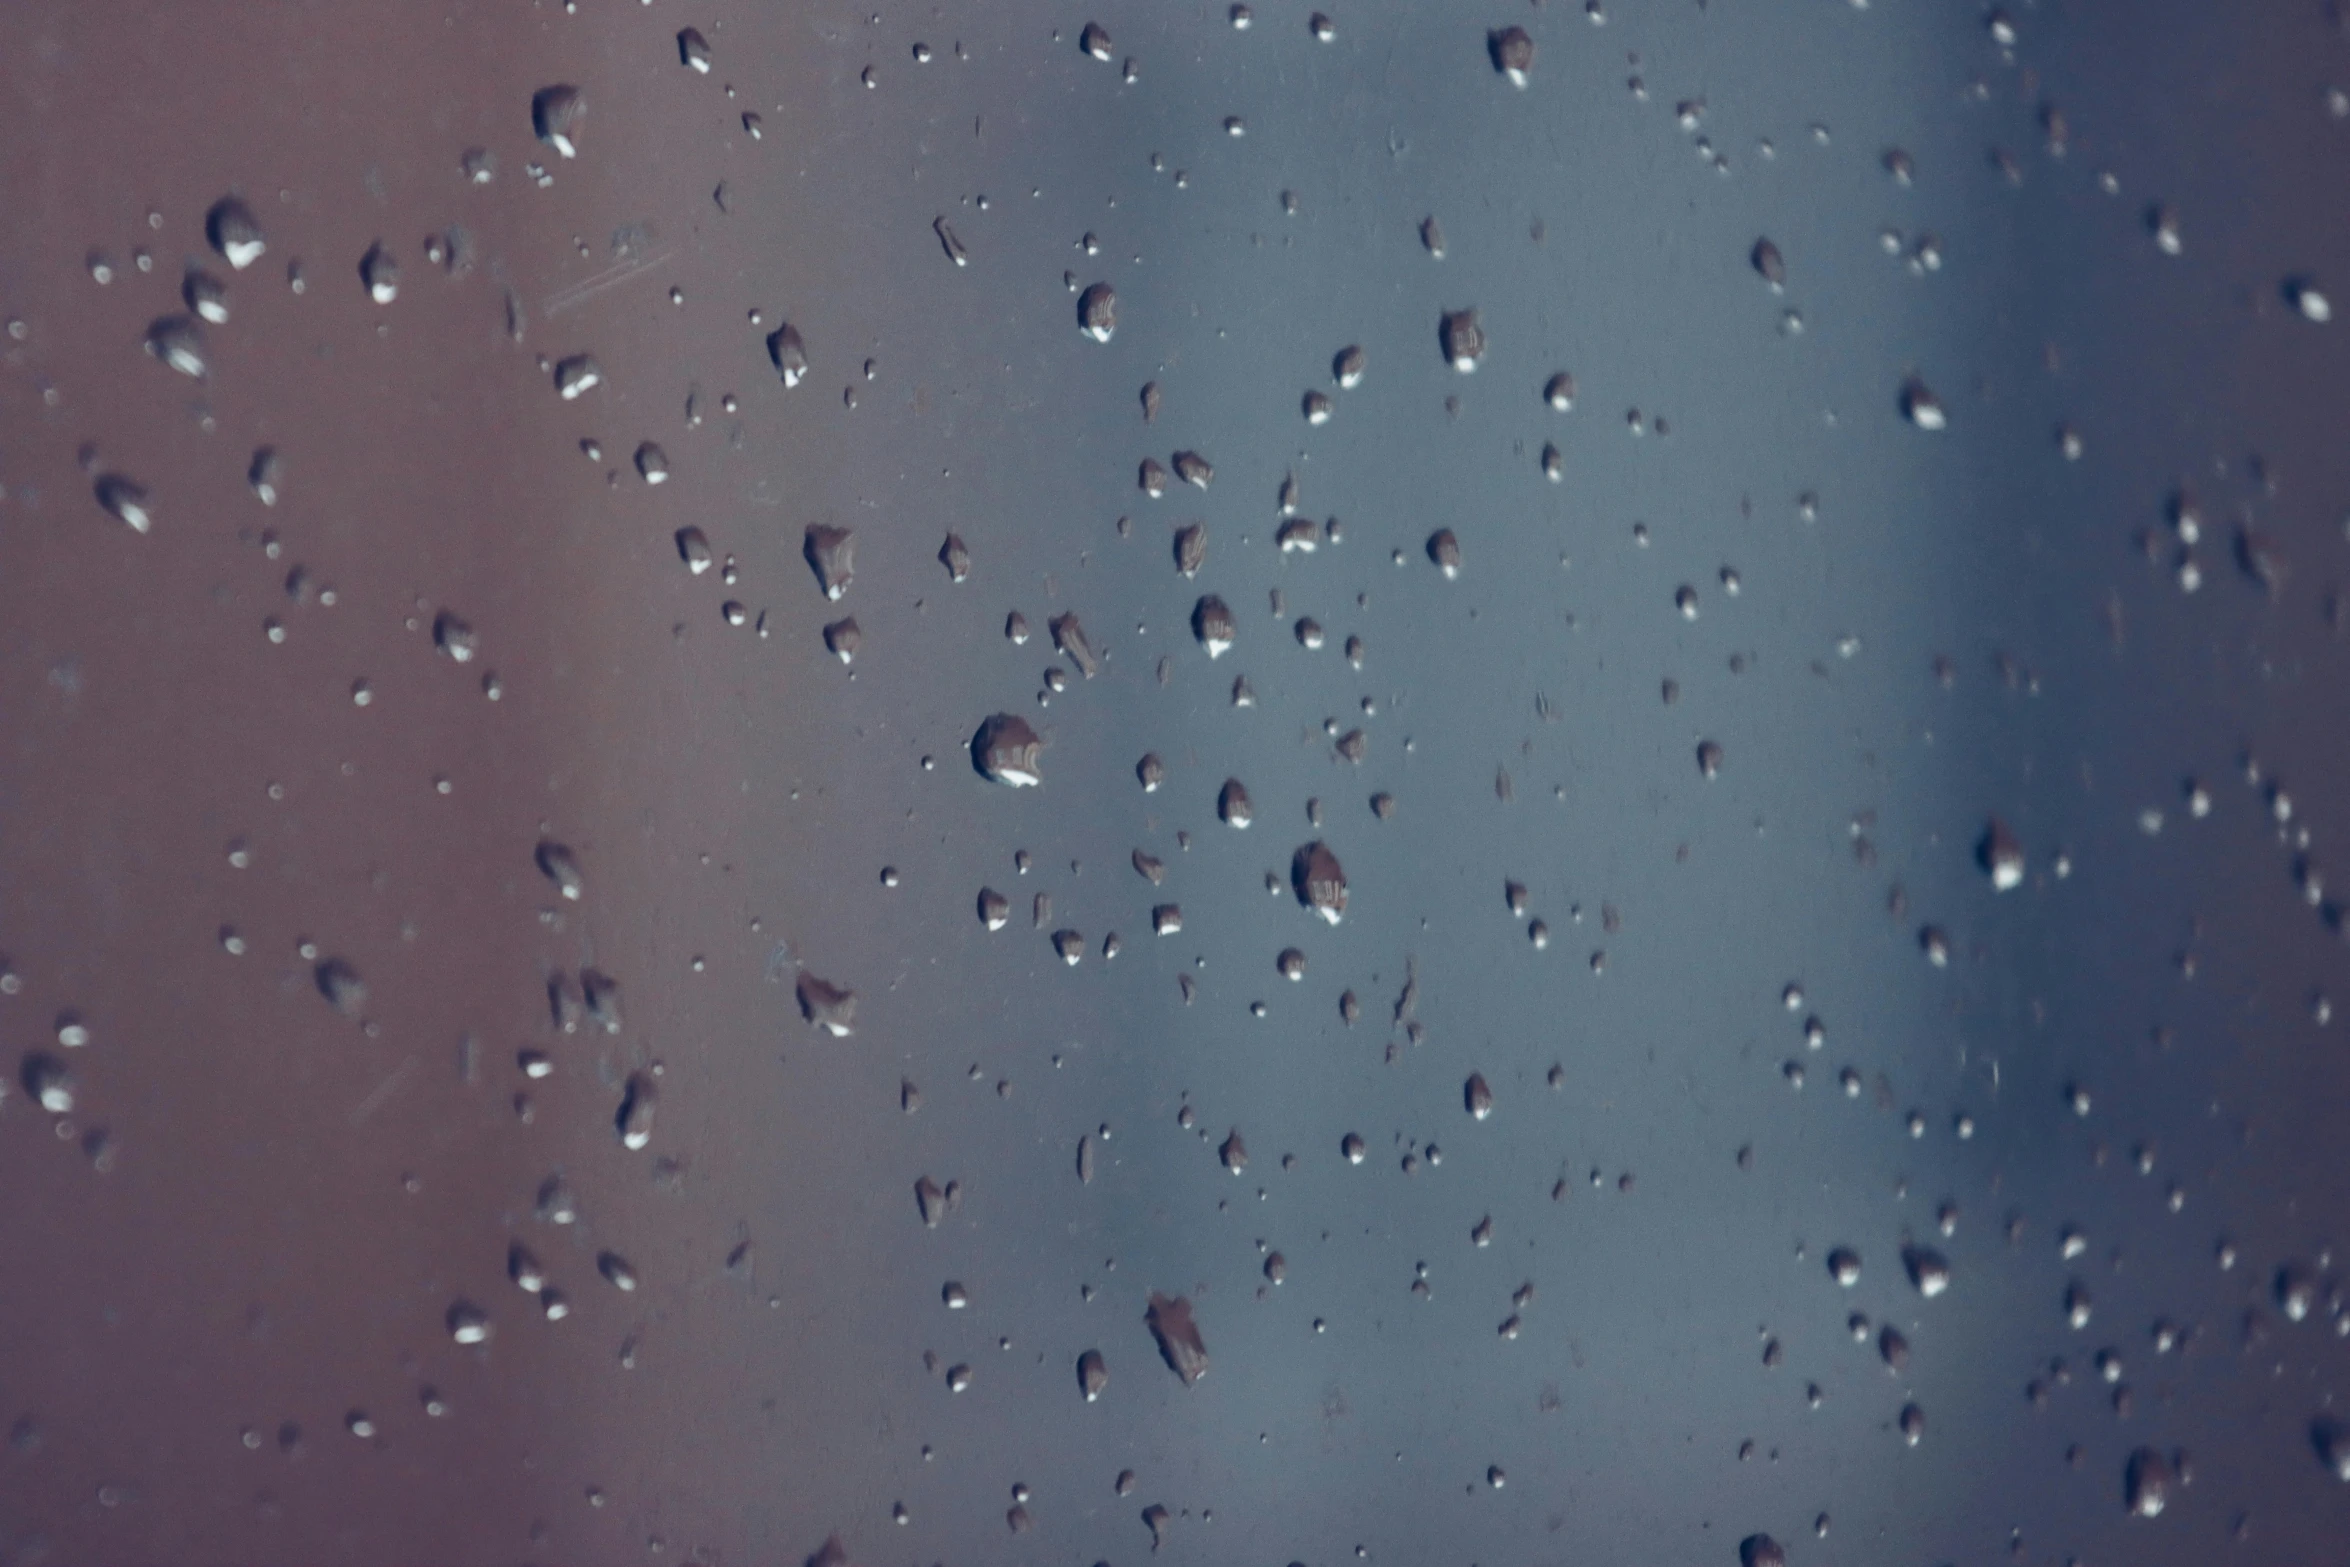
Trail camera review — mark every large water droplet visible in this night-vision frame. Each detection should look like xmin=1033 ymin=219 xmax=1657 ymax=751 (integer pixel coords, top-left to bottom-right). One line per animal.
xmin=205 ymin=196 xmax=267 ymax=270
xmin=972 ymin=713 xmax=1044 ymax=786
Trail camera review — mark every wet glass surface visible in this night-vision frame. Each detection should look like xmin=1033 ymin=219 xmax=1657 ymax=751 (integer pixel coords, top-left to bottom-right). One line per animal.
xmin=2 ymin=1 xmax=2349 ymax=1562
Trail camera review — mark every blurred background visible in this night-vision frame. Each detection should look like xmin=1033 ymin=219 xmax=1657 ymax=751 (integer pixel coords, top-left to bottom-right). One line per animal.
xmin=1 ymin=0 xmax=2348 ymax=1562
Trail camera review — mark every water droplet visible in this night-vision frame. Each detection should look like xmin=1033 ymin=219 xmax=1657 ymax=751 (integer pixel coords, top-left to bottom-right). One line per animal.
xmin=1174 ymin=522 xmax=1207 ymax=577
xmin=1334 ymin=344 xmax=1366 ymax=387
xmin=1439 ymin=309 xmax=1486 ymax=371
xmin=972 ymin=713 xmax=1044 ymax=786
xmin=532 ymin=85 xmax=584 ymax=158
xmin=934 ymin=216 xmax=969 ymax=268
xmin=767 ymin=322 xmax=809 ymax=387
xmin=1903 ymin=1246 xmax=1951 ymax=1298
xmin=94 ymin=474 xmax=153 ymax=534
xmin=1465 ymin=1073 xmax=1493 ymax=1119
xmin=22 ymin=1054 xmax=72 ymax=1114
xmin=1901 ymin=377 xmax=1946 ymax=430
xmin=359 ymin=242 xmax=399 ymax=304
xmin=803 ymin=525 xmax=856 ymax=599
xmin=1049 ymin=613 xmax=1099 ymax=677
xmin=206 ymin=197 xmax=266 ymax=270
xmin=1078 ymin=282 xmax=1117 ymax=342
xmin=617 ymin=1071 xmax=658 ymax=1150
xmin=1488 ymin=26 xmax=1534 ymax=86
xmin=796 ymin=972 xmax=858 ymax=1035
xmin=1146 ymin=1292 xmax=1209 ymax=1384
xmin=1218 ymin=778 xmax=1254 ymax=828
xmin=678 ymin=27 xmax=711 ymax=71
xmin=2122 ymin=1447 xmax=2174 ymax=1516
xmin=145 ymin=315 xmax=208 ymax=379
xmin=1080 ymin=21 xmax=1113 ymax=59
xmin=2286 ymin=277 xmax=2333 ymax=322
xmin=446 ymin=1301 xmax=491 ymax=1345
xmin=1739 ymin=1533 xmax=1786 ymax=1567
xmin=1292 ymin=842 xmax=1347 ymax=923
xmin=823 ymin=618 xmax=861 ymax=663
xmin=1192 ymin=595 xmax=1236 ymax=656
xmin=1980 ymin=817 xmax=2024 ymax=890
xmin=1427 ymin=529 xmax=1462 ymax=577
xmin=553 ymin=354 xmax=603 ymax=400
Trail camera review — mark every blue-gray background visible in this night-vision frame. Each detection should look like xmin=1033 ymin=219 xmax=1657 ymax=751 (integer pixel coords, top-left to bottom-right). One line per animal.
xmin=0 ymin=0 xmax=2345 ymax=1561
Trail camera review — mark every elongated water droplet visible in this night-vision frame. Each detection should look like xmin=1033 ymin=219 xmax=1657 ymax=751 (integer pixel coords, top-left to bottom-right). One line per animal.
xmin=94 ymin=475 xmax=153 ymax=534
xmin=1078 ymin=282 xmax=1117 ymax=342
xmin=767 ymin=322 xmax=809 ymax=386
xmin=532 ymin=85 xmax=584 ymax=157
